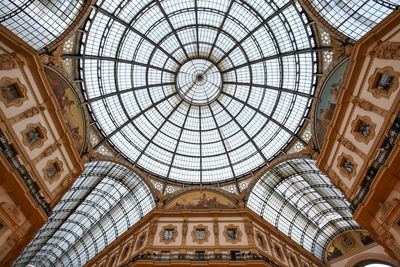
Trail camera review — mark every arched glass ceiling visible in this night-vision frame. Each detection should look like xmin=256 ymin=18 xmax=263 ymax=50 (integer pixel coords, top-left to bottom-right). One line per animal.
xmin=79 ymin=0 xmax=324 ymax=184
xmin=308 ymin=0 xmax=399 ymax=41
xmin=0 ymin=0 xmax=85 ymax=50
xmin=14 ymin=161 xmax=155 ymax=267
xmin=247 ymin=158 xmax=359 ymax=260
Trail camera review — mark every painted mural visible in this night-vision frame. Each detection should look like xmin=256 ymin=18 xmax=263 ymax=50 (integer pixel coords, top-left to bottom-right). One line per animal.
xmin=165 ymin=190 xmax=236 ymax=210
xmin=315 ymin=60 xmax=349 ymax=149
xmin=325 ymin=230 xmax=375 ymax=262
xmin=44 ymin=67 xmax=85 ymax=153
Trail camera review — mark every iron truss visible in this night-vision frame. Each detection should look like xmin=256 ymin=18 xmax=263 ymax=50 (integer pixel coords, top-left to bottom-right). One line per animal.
xmin=74 ymin=0 xmax=330 ymax=185
xmin=247 ymin=158 xmax=360 ymax=261
xmin=13 ymin=161 xmax=156 ymax=267
xmin=308 ymin=0 xmax=398 ymax=41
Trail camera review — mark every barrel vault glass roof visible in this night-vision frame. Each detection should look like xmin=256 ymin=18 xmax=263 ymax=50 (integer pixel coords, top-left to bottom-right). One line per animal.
xmin=308 ymin=0 xmax=399 ymax=41
xmin=77 ymin=0 xmax=325 ymax=184
xmin=248 ymin=158 xmax=360 ymax=260
xmin=14 ymin=161 xmax=155 ymax=267
xmin=0 ymin=0 xmax=85 ymax=50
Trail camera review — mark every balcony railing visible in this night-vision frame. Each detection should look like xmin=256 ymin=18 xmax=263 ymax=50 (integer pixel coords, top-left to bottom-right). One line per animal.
xmin=0 ymin=129 xmax=52 ymax=216
xmin=122 ymin=253 xmax=281 ymax=267
xmin=350 ymin=111 xmax=400 ymax=213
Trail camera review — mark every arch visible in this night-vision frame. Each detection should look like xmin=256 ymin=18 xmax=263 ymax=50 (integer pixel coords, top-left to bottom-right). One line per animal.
xmin=345 ymin=253 xmax=398 ymax=267
xmin=163 ymin=186 xmax=239 ymax=210
xmin=14 ymin=161 xmax=156 ymax=267
xmin=247 ymin=157 xmax=359 ymax=261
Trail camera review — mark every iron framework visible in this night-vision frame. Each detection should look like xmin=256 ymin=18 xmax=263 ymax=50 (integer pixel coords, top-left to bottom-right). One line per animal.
xmin=77 ymin=0 xmax=326 ymax=185
xmin=247 ymin=158 xmax=359 ymax=261
xmin=14 ymin=161 xmax=156 ymax=267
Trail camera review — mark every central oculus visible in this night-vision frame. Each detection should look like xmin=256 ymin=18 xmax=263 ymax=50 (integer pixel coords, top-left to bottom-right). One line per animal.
xmin=176 ymin=59 xmax=222 ymax=105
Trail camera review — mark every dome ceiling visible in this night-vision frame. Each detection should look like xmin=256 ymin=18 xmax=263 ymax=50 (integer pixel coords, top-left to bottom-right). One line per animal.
xmin=80 ymin=0 xmax=322 ymax=183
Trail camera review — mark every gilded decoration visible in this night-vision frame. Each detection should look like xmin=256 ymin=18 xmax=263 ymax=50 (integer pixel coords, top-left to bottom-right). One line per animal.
xmin=368 ymin=67 xmax=399 ymax=99
xmin=191 ymin=224 xmax=210 ymax=244
xmin=42 ymin=158 xmax=64 ymax=184
xmin=223 ymin=224 xmax=242 ymax=244
xmin=159 ymin=224 xmax=178 ymax=244
xmin=325 ymin=230 xmax=374 ymax=262
xmin=370 ymin=41 xmax=400 ymax=60
xmin=0 ymin=77 xmax=28 ymax=108
xmin=164 ymin=190 xmax=236 ymax=210
xmin=337 ymin=153 xmax=358 ymax=180
xmin=0 ymin=53 xmax=17 ymax=70
xmin=350 ymin=115 xmax=376 ymax=144
xmin=21 ymin=123 xmax=48 ymax=151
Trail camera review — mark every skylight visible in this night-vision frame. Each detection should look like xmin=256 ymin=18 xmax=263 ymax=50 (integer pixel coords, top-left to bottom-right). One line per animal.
xmin=79 ymin=0 xmax=321 ymax=184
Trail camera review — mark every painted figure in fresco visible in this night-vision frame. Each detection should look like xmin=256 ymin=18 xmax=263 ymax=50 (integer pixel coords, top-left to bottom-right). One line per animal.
xmin=360 ymin=232 xmax=374 ymax=246
xmin=327 ymin=243 xmax=343 ymax=261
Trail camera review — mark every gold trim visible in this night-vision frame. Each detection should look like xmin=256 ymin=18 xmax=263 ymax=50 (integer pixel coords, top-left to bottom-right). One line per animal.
xmin=21 ymin=123 xmax=48 ymax=151
xmin=223 ymin=224 xmax=242 ymax=244
xmin=350 ymin=115 xmax=376 ymax=144
xmin=368 ymin=66 xmax=399 ymax=98
xmin=191 ymin=224 xmax=210 ymax=244
xmin=337 ymin=153 xmax=358 ymax=180
xmin=159 ymin=224 xmax=178 ymax=244
xmin=42 ymin=158 xmax=64 ymax=184
xmin=0 ymin=77 xmax=28 ymax=107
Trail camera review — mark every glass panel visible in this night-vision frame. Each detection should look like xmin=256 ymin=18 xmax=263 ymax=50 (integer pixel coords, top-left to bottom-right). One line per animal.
xmin=14 ymin=161 xmax=156 ymax=267
xmin=248 ymin=158 xmax=359 ymax=260
xmin=80 ymin=0 xmax=317 ymax=183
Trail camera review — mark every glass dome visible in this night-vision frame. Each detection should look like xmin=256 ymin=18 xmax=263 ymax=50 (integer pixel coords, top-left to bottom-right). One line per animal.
xmin=80 ymin=0 xmax=321 ymax=184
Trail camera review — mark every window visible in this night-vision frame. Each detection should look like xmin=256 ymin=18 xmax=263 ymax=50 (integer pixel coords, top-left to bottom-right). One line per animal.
xmin=342 ymin=159 xmax=354 ymax=174
xmin=160 ymin=225 xmax=177 ymax=243
xmin=160 ymin=251 xmax=170 ymax=261
xmin=0 ymin=78 xmax=27 ymax=107
xmin=26 ymin=127 xmax=41 ymax=145
xmin=195 ymin=229 xmax=206 ymax=240
xmin=231 ymin=251 xmax=240 ymax=260
xmin=195 ymin=251 xmax=205 ymax=260
xmin=122 ymin=246 xmax=130 ymax=258
xmin=163 ymin=229 xmax=174 ymax=240
xmin=368 ymin=67 xmax=399 ymax=98
xmin=138 ymin=236 xmax=145 ymax=248
xmin=356 ymin=121 xmax=372 ymax=137
xmin=108 ymin=256 xmax=115 ymax=267
xmin=191 ymin=224 xmax=209 ymax=243
xmin=375 ymin=73 xmax=393 ymax=91
xmin=227 ymin=229 xmax=237 ymax=240
xmin=0 ymin=83 xmax=21 ymax=102
xmin=22 ymin=123 xmax=48 ymax=150
xmin=224 ymin=225 xmax=242 ymax=243
xmin=43 ymin=159 xmax=64 ymax=183
xmin=275 ymin=246 xmax=282 ymax=258
xmin=46 ymin=163 xmax=59 ymax=178
xmin=351 ymin=116 xmax=376 ymax=144
xmin=257 ymin=235 xmax=264 ymax=247
xmin=291 ymin=256 xmax=298 ymax=267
